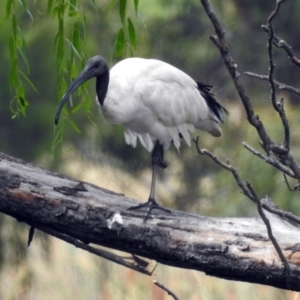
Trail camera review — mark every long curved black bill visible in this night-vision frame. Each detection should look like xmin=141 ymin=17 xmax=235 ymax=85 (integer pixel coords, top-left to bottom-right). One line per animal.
xmin=55 ymin=73 xmax=86 ymax=125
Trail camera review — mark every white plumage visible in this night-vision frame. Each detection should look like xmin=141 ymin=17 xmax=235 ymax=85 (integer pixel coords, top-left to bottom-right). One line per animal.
xmin=55 ymin=55 xmax=227 ymax=221
xmin=100 ymin=58 xmax=222 ymax=152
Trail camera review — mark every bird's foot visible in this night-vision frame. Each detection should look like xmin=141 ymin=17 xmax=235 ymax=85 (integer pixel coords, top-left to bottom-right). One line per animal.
xmin=127 ymin=198 xmax=171 ymax=223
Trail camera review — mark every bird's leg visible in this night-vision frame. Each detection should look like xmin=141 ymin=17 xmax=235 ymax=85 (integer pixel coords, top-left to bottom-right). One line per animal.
xmin=127 ymin=141 xmax=171 ymax=221
xmin=148 ymin=141 xmax=168 ymax=202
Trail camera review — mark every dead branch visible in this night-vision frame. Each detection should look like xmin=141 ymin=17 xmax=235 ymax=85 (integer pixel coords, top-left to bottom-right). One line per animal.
xmin=39 ymin=225 xmax=153 ymax=275
xmin=266 ymin=0 xmax=290 ymax=150
xmin=261 ymin=25 xmax=300 ymax=68
xmin=153 ymin=280 xmax=180 ymax=300
xmin=193 ymin=137 xmax=254 ymax=200
xmin=242 ymin=142 xmax=295 ymax=178
xmin=199 ymin=0 xmax=272 ymax=150
xmin=199 ymin=0 xmax=300 ymax=180
xmin=1 ymin=152 xmax=300 ymax=290
xmin=246 ymin=184 xmax=291 ymax=276
xmin=244 ymin=72 xmax=300 ymax=96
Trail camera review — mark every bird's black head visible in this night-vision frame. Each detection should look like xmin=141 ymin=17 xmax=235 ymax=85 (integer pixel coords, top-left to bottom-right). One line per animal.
xmin=82 ymin=55 xmax=109 ymax=81
xmin=54 ymin=55 xmax=109 ymax=125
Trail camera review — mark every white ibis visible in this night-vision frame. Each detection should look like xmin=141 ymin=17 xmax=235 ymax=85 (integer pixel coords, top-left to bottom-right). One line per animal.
xmin=55 ymin=56 xmax=227 ymax=220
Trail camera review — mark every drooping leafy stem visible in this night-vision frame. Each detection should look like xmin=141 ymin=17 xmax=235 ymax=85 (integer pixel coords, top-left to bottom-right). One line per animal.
xmin=51 ymin=0 xmax=90 ymax=131
xmin=112 ymin=0 xmax=138 ymax=58
xmin=47 ymin=0 xmax=88 ymax=156
xmin=6 ymin=0 xmax=35 ymax=118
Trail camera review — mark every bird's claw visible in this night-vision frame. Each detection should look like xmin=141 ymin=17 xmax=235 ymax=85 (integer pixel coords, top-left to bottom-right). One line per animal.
xmin=127 ymin=198 xmax=171 ymax=223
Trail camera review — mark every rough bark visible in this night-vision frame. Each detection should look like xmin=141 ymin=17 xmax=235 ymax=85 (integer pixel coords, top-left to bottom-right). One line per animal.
xmin=0 ymin=152 xmax=299 ymax=291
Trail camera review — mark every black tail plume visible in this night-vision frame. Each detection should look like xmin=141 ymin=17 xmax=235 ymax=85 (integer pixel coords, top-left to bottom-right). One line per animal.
xmin=196 ymin=82 xmax=228 ymax=123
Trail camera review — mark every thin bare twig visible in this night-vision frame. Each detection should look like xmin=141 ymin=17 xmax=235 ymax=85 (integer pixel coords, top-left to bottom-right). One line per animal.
xmin=261 ymin=198 xmax=300 ymax=224
xmin=283 ymin=173 xmax=300 ymax=192
xmin=262 ymin=25 xmax=300 ymax=68
xmin=38 ymin=226 xmax=153 ymax=275
xmin=193 ymin=137 xmax=254 ymax=201
xmin=194 ymin=137 xmax=300 ymax=226
xmin=246 ymin=184 xmax=291 ymax=276
xmin=153 ymin=280 xmax=180 ymax=300
xmin=266 ymin=0 xmax=290 ymax=151
xmin=244 ymin=72 xmax=300 ymax=96
xmin=27 ymin=226 xmax=35 ymax=247
xmin=242 ymin=142 xmax=295 ymax=178
xmin=261 ymin=202 xmax=300 ymax=225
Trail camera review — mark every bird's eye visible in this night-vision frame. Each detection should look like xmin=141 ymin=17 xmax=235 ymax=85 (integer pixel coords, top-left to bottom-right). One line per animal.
xmin=94 ymin=63 xmax=100 ymax=68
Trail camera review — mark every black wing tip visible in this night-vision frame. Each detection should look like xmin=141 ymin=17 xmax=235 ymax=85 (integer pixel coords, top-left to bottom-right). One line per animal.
xmin=196 ymin=81 xmax=228 ymax=122
xmin=196 ymin=82 xmax=214 ymax=92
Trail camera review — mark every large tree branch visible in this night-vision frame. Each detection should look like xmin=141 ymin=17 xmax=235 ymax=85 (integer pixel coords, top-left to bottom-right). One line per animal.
xmin=0 ymin=152 xmax=300 ymax=290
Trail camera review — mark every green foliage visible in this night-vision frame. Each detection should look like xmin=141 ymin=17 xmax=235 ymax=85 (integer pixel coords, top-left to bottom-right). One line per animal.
xmin=119 ymin=0 xmax=126 ymax=24
xmin=6 ymin=0 xmax=33 ymax=118
xmin=4 ymin=0 xmax=139 ymax=133
xmin=127 ymin=17 xmax=136 ymax=50
xmin=115 ymin=27 xmax=125 ymax=56
xmin=111 ymin=0 xmax=139 ymax=57
xmin=133 ymin=0 xmax=139 ymax=15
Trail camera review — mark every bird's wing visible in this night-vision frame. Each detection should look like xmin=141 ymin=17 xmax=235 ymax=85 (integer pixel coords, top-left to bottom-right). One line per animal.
xmin=133 ymin=61 xmax=212 ymax=149
xmin=136 ymin=62 xmax=210 ymax=127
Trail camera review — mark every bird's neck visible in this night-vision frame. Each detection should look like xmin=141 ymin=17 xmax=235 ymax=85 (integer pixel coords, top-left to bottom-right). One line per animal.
xmin=96 ymin=70 xmax=109 ymax=106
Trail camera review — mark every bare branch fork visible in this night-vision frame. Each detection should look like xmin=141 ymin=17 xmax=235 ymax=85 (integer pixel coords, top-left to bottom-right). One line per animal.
xmin=193 ymin=138 xmax=300 ymax=228
xmin=199 ymin=0 xmax=300 ymax=283
xmin=244 ymin=72 xmax=300 ymax=96
xmin=244 ymin=5 xmax=300 ymax=103
xmin=261 ymin=24 xmax=300 ymax=69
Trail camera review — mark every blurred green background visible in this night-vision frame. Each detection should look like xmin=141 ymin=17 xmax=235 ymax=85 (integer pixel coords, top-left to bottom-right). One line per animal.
xmin=0 ymin=0 xmax=300 ymax=299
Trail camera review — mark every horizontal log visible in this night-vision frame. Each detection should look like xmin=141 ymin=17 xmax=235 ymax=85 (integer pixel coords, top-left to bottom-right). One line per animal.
xmin=0 ymin=152 xmax=299 ymax=291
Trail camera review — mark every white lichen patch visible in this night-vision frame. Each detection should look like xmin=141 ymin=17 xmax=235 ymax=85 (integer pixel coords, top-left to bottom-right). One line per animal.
xmin=107 ymin=213 xmax=124 ymax=229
